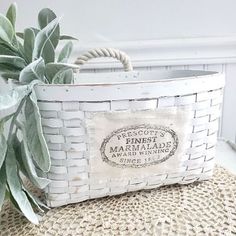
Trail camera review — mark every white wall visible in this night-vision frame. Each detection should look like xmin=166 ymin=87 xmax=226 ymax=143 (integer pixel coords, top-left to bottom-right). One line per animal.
xmin=1 ymin=1 xmax=236 ymax=142
xmin=1 ymin=0 xmax=236 ymax=42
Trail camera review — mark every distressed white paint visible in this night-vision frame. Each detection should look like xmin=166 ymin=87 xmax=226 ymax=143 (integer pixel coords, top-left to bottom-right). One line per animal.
xmin=68 ymin=40 xmax=235 ymax=142
xmin=1 ymin=37 xmax=235 ymax=142
xmin=36 ymin=70 xmax=224 ymax=207
xmin=1 ymin=0 xmax=236 ymax=141
xmin=35 ymin=71 xmax=224 ymax=103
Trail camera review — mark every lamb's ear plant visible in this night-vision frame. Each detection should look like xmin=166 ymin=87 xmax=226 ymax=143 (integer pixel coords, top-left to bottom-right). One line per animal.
xmin=0 ymin=3 xmax=79 ymax=224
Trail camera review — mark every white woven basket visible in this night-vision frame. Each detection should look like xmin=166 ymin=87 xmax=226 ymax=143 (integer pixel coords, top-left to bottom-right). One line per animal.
xmin=34 ymin=48 xmax=225 ymax=207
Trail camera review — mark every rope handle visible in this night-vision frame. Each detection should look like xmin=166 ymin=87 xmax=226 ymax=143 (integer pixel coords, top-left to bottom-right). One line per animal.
xmin=74 ymin=48 xmax=133 ymax=72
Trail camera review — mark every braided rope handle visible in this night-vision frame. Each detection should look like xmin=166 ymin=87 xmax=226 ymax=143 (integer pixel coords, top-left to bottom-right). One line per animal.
xmin=74 ymin=48 xmax=133 ymax=72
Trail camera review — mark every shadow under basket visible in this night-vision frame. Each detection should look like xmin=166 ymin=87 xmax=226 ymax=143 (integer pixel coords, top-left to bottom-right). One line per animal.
xmin=34 ymin=48 xmax=225 ymax=207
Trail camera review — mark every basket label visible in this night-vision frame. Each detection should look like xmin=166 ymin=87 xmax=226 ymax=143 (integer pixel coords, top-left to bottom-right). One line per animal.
xmin=100 ymin=124 xmax=178 ymax=168
xmin=86 ymin=108 xmax=191 ymax=179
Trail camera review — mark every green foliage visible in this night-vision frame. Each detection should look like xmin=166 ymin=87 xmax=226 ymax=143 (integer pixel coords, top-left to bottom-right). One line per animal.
xmin=0 ymin=3 xmax=78 ymax=83
xmin=58 ymin=41 xmax=73 ymax=62
xmin=0 ymin=14 xmax=14 ymax=42
xmin=6 ymin=3 xmax=17 ymax=29
xmin=5 ymin=146 xmax=39 ymax=224
xmin=45 ymin=62 xmax=78 ymax=83
xmin=0 ymin=164 xmax=7 ymax=211
xmin=0 ymin=55 xmax=26 ymax=68
xmin=13 ymin=131 xmax=50 ymax=189
xmin=38 ymin=8 xmax=60 ymax=48
xmin=33 ymin=18 xmax=59 ymax=63
xmin=0 ymin=123 xmax=7 ymax=169
xmin=23 ymin=28 xmax=36 ymax=62
xmin=19 ymin=58 xmax=45 ymax=83
xmin=60 ymin=35 xmax=78 ymax=40
xmin=52 ymin=68 xmax=74 ymax=84
xmin=24 ymin=90 xmax=51 ymax=172
xmin=0 ymin=135 xmax=7 ymax=167
xmin=0 ymin=3 xmax=78 ymax=224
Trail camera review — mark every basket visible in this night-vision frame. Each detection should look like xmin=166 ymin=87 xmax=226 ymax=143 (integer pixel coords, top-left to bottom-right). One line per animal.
xmin=34 ymin=48 xmax=225 ymax=207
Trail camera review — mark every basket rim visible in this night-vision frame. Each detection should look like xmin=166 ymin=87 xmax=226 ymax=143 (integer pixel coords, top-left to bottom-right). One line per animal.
xmin=36 ymin=70 xmax=223 ymax=87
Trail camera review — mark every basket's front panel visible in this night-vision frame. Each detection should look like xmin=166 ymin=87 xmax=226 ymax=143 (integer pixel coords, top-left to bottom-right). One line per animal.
xmin=39 ymin=88 xmax=223 ymax=207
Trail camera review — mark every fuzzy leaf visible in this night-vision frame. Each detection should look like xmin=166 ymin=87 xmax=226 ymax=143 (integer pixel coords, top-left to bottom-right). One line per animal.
xmin=38 ymin=8 xmax=60 ymax=48
xmin=16 ymin=32 xmax=23 ymax=39
xmin=17 ymin=28 xmax=39 ymax=40
xmin=38 ymin=8 xmax=56 ymax=29
xmin=30 ymin=28 xmax=40 ymax=37
xmin=60 ymin=35 xmax=78 ymax=40
xmin=0 ymin=164 xmax=6 ymax=211
xmin=33 ymin=18 xmax=59 ymax=61
xmin=24 ymin=28 xmax=36 ymax=62
xmin=0 ymin=67 xmax=22 ymax=80
xmin=58 ymin=41 xmax=73 ymax=62
xmin=0 ymin=87 xmax=27 ymax=119
xmin=5 ymin=147 xmax=39 ymax=224
xmin=8 ymin=190 xmax=21 ymax=213
xmin=11 ymin=35 xmax=24 ymax=55
xmin=24 ymin=91 xmax=51 ymax=172
xmin=0 ymin=122 xmax=7 ymax=169
xmin=0 ymin=55 xmax=26 ymax=69
xmin=45 ymin=62 xmax=78 ymax=83
xmin=0 ymin=63 xmax=21 ymax=74
xmin=52 ymin=68 xmax=74 ymax=84
xmin=0 ymin=14 xmax=14 ymax=43
xmin=41 ymin=38 xmax=55 ymax=64
xmin=0 ymin=43 xmax=18 ymax=56
xmin=6 ymin=3 xmax=17 ymax=29
xmin=23 ymin=187 xmax=48 ymax=213
xmin=13 ymin=131 xmax=50 ymax=189
xmin=19 ymin=58 xmax=45 ymax=83
xmin=0 ymin=38 xmax=18 ymax=53
xmin=0 ymin=72 xmax=20 ymax=80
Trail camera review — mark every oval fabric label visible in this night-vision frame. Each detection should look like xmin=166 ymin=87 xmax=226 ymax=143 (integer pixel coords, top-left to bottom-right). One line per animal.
xmin=100 ymin=124 xmax=179 ymax=168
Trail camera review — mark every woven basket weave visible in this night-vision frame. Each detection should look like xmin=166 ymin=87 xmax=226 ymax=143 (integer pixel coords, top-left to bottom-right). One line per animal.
xmin=34 ymin=48 xmax=225 ymax=207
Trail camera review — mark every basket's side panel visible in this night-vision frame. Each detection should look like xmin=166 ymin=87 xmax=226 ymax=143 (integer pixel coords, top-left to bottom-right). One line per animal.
xmin=38 ymin=87 xmax=223 ymax=207
xmin=39 ymin=101 xmax=89 ymax=207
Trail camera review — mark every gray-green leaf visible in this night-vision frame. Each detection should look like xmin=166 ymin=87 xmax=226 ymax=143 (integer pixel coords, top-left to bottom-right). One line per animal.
xmin=0 ymin=55 xmax=26 ymax=69
xmin=24 ymin=28 xmax=36 ymax=62
xmin=16 ymin=32 xmax=24 ymax=39
xmin=0 ymin=87 xmax=28 ymax=119
xmin=5 ymin=147 xmax=39 ymax=224
xmin=0 ymin=63 xmax=20 ymax=73
xmin=23 ymin=187 xmax=47 ymax=213
xmin=13 ymin=131 xmax=50 ymax=189
xmin=45 ymin=62 xmax=78 ymax=83
xmin=0 ymin=62 xmax=21 ymax=80
xmin=31 ymin=27 xmax=40 ymax=35
xmin=41 ymin=38 xmax=55 ymax=64
xmin=60 ymin=35 xmax=78 ymax=41
xmin=38 ymin=8 xmax=60 ymax=48
xmin=0 ymin=72 xmax=20 ymax=80
xmin=0 ymin=14 xmax=14 ymax=43
xmin=33 ymin=18 xmax=59 ymax=61
xmin=6 ymin=3 xmax=17 ymax=30
xmin=38 ymin=8 xmax=56 ymax=29
xmin=58 ymin=41 xmax=73 ymax=62
xmin=0 ymin=43 xmax=18 ymax=56
xmin=24 ymin=90 xmax=51 ymax=172
xmin=52 ymin=68 xmax=74 ymax=84
xmin=17 ymin=28 xmax=39 ymax=40
xmin=0 ymin=126 xmax=7 ymax=169
xmin=19 ymin=58 xmax=45 ymax=83
xmin=0 ymin=164 xmax=6 ymax=211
